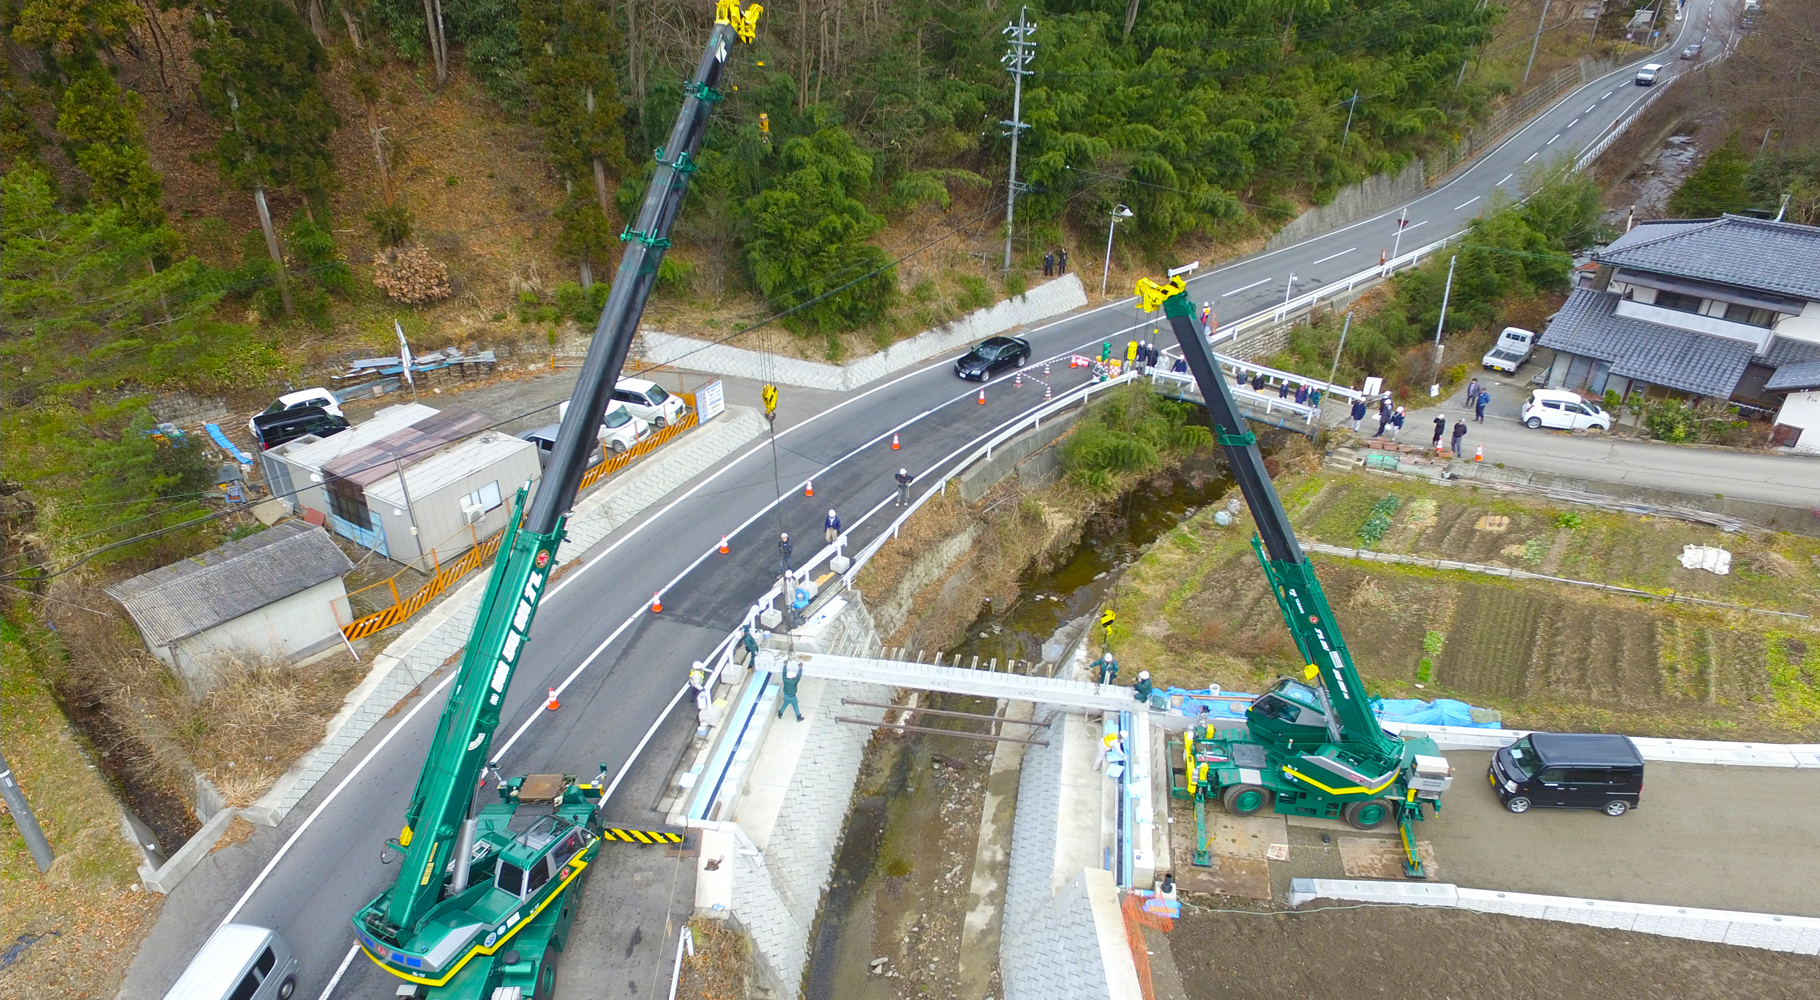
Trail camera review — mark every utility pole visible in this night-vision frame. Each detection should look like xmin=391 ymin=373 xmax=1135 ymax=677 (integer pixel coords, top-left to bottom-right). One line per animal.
xmin=1523 ymin=0 xmax=1553 ymax=85
xmin=1433 ymin=255 xmax=1457 ymax=392
xmin=1325 ymin=310 xmax=1353 ymax=427
xmin=1388 ymin=207 xmax=1409 ymax=274
xmin=1001 ymin=8 xmax=1035 ymax=271
xmin=1340 ymin=90 xmax=1359 ymax=152
xmin=0 ymin=748 xmax=54 ymax=872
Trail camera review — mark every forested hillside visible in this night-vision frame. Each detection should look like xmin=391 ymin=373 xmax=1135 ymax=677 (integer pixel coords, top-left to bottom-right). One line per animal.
xmin=3 ymin=0 xmax=1613 ymax=572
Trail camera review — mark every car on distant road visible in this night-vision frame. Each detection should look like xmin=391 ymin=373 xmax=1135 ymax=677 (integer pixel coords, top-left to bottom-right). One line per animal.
xmin=1520 ymin=388 xmax=1612 ymax=431
xmin=953 ymin=336 xmax=1031 ymax=380
xmin=1634 ymin=64 xmax=1664 ymax=86
xmin=247 ymin=387 xmax=342 ymax=436
xmin=1680 ymin=42 xmax=1702 ymax=59
xmin=612 ymin=377 xmax=686 ymax=428
xmin=1480 ymin=326 xmax=1536 ymax=373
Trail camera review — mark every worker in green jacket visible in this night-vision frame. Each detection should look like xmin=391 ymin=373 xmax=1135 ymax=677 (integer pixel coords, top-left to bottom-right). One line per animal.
xmin=776 ymin=660 xmax=804 ymax=721
xmin=1132 ymin=669 xmax=1153 ymax=703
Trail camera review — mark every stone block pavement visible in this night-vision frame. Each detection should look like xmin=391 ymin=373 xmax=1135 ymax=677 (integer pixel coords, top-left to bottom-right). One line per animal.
xmin=639 ymin=274 xmax=1087 ymax=391
xmin=242 ymin=406 xmax=766 ymax=826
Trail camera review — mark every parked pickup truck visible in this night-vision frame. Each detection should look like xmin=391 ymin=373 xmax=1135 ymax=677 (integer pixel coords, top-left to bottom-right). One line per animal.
xmin=1481 ymin=326 xmax=1536 ymax=373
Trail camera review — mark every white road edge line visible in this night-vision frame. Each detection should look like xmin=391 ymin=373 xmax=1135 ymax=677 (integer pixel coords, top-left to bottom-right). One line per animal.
xmin=315 ymin=944 xmax=359 ymax=1000
xmin=1453 ymin=197 xmax=1479 ymax=211
xmin=1223 ymin=277 xmax=1270 ymax=296
xmin=1497 ymin=173 xmax=1513 ymax=185
xmin=1310 ymin=248 xmax=1354 ymax=265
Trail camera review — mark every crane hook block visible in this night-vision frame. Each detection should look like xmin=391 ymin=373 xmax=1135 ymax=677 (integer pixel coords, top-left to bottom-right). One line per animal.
xmin=716 ymin=1 xmax=764 ymax=43
xmin=1135 ymin=275 xmax=1186 ymax=312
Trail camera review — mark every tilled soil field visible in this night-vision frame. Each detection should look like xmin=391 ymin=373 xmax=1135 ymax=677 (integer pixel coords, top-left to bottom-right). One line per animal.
xmin=1170 ymin=904 xmax=1820 ymax=1000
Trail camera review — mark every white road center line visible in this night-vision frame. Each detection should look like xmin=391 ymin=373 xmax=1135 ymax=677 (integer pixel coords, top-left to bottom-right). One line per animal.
xmin=1310 ymin=248 xmax=1355 ymax=265
xmin=1546 ymin=133 xmax=1560 ymax=145
xmin=1568 ymin=118 xmax=1580 ymax=128
xmin=1586 ymin=105 xmax=1597 ymax=114
xmin=1525 ymin=151 xmax=1540 ymax=163
xmin=1603 ymin=90 xmax=1614 ymax=98
xmin=1402 ymin=220 xmax=1428 ymax=232
xmin=1224 ymin=277 xmax=1270 ymax=296
xmin=1498 ymin=173 xmax=1514 ymax=185
xmin=1453 ymin=197 xmax=1479 ymax=211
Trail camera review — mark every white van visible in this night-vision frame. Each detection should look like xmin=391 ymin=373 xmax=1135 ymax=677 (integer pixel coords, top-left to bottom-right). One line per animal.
xmin=1481 ymin=326 xmax=1536 ymax=373
xmin=612 ymin=378 xmax=686 ymax=428
xmin=162 ymin=925 xmax=297 ymax=1000
xmin=1521 ymin=389 xmax=1611 ymax=431
xmin=1635 ymin=64 xmax=1663 ymax=86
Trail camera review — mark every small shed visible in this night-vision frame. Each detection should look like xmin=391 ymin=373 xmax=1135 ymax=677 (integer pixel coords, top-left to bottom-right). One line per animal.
xmin=362 ymin=431 xmax=541 ymax=572
xmin=259 ymin=402 xmax=439 ymax=522
xmin=105 ymin=522 xmax=355 ymax=688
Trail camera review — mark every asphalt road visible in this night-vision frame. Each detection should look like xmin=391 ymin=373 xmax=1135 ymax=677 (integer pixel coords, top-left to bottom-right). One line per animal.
xmin=121 ymin=5 xmax=1769 ymax=999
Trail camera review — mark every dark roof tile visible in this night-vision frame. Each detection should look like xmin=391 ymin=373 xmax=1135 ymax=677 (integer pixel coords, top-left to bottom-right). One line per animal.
xmin=1538 ymin=288 xmax=1753 ymax=398
xmin=1595 ymin=215 xmax=1820 ymax=301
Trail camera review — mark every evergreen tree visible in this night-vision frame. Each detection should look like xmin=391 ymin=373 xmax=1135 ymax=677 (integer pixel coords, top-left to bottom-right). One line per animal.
xmin=745 ymin=127 xmax=894 ymax=343
xmin=521 ymin=0 xmax=627 ymax=286
xmin=55 ymin=60 xmax=168 ymax=233
xmin=191 ymin=0 xmax=341 ymax=316
xmin=1668 ymin=132 xmax=1754 ymax=218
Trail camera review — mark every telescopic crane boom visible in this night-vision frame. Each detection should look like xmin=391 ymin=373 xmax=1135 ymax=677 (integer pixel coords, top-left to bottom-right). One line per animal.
xmin=352 ymin=6 xmax=762 ymax=994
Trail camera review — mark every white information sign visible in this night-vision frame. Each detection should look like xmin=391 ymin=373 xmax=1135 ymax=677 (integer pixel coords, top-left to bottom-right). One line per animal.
xmin=697 ymin=379 xmax=726 ymax=422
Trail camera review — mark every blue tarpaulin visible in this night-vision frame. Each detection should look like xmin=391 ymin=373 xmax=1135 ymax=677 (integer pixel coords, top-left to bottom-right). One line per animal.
xmin=205 ymin=423 xmax=252 ymax=464
xmin=1163 ymin=687 xmax=1499 ymax=728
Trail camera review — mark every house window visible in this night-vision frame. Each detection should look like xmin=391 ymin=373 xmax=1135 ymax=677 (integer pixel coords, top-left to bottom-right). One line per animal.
xmin=1722 ymin=302 xmax=1777 ymax=328
xmin=326 ymin=477 xmax=369 ymax=524
xmin=463 ymin=480 xmax=502 ymax=513
xmin=1652 ymin=290 xmax=1704 ymax=314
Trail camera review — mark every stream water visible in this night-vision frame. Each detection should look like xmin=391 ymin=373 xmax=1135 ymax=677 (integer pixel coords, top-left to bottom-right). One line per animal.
xmin=803 ymin=451 xmax=1237 ymax=996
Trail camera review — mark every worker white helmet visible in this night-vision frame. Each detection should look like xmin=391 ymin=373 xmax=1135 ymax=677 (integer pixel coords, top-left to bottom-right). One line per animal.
xmin=829 ymin=509 xmax=837 ymax=518
xmin=1138 ymin=670 xmax=1150 ymax=680
xmin=780 ymin=532 xmax=789 ymax=540
xmin=900 ymin=468 xmax=908 ymax=475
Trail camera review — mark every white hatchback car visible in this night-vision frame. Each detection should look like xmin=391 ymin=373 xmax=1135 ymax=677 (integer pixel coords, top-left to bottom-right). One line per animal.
xmin=247 ymin=387 xmax=342 ymax=436
xmin=612 ymin=378 xmax=686 ymax=428
xmin=558 ymin=399 xmax=651 ymax=453
xmin=1521 ymin=389 xmax=1611 ymax=431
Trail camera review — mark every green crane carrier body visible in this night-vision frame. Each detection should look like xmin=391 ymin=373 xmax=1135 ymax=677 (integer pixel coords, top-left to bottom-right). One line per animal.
xmin=1136 ymin=275 xmax=1455 ymax=878
xmin=351 ymin=5 xmax=763 ymax=996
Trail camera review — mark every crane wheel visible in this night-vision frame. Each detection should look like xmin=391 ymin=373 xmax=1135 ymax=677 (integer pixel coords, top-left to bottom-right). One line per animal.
xmin=535 ymin=945 xmax=559 ymax=1000
xmin=1342 ymin=799 xmax=1394 ymax=830
xmin=1221 ymin=784 xmax=1273 ymax=816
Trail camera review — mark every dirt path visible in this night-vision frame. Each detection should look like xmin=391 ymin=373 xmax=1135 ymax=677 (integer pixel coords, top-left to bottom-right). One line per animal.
xmin=1171 ymin=905 xmax=1819 ymax=1000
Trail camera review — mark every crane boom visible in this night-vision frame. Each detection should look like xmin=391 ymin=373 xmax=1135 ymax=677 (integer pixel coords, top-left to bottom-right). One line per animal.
xmin=354 ymin=6 xmax=763 ymax=989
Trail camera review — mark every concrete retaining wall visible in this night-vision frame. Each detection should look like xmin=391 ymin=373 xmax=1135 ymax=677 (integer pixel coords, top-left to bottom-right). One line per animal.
xmin=639 ymin=274 xmax=1087 ymax=390
xmin=241 ymin=406 xmax=767 ymax=827
xmin=1265 ymin=161 xmax=1426 ymax=251
xmin=957 ymin=408 xmax=1085 ymax=503
xmin=1290 ymin=879 xmax=1820 ymax=955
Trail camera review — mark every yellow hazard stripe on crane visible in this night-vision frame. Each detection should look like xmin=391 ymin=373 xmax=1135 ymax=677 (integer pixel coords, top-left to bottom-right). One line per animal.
xmin=601 ymin=827 xmax=685 ymax=844
xmin=1280 ymin=766 xmax=1399 ymax=797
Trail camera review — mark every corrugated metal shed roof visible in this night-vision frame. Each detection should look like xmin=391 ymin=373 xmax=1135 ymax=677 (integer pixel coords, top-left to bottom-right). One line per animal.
xmin=1594 ymin=215 xmax=1820 ymax=301
xmin=1538 ymin=288 xmax=1754 ymax=398
xmin=281 ymin=403 xmax=440 ymax=470
xmin=365 ymin=431 xmax=538 ymax=506
xmin=1766 ymin=359 xmax=1820 ymax=393
xmin=322 ymin=408 xmax=492 ymax=487
xmin=104 ymin=522 xmax=353 ymax=648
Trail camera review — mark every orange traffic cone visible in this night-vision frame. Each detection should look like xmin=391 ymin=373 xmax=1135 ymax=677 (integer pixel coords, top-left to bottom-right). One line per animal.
xmin=546 ymin=687 xmax=561 ymax=711
xmin=804 ymin=479 xmax=814 ymax=497
xmin=1044 ymin=383 xmax=1052 ymax=401
xmin=891 ymin=433 xmax=900 ymax=450
xmin=1474 ymin=446 xmax=1483 ymax=462
xmin=977 ymin=388 xmax=986 ymax=405
xmin=651 ymin=591 xmax=663 ymax=613
xmin=720 ymin=535 xmax=730 ymax=553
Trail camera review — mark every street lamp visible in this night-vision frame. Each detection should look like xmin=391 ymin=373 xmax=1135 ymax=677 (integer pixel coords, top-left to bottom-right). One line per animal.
xmin=1101 ymin=204 xmax=1134 ymax=297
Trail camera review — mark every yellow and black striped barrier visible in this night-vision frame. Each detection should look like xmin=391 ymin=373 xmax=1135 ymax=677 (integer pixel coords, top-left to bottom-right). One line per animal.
xmin=600 ymin=827 xmax=686 ymax=845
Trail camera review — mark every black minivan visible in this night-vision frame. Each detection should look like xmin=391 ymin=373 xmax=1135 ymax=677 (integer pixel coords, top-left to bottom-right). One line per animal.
xmin=1488 ymin=732 xmax=1643 ymax=816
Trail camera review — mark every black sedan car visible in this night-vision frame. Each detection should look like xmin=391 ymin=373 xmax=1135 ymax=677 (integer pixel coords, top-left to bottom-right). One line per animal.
xmin=954 ymin=336 xmax=1032 ymax=380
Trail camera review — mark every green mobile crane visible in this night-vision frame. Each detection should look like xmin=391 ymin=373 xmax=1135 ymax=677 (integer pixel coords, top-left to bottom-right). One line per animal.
xmin=350 ymin=5 xmax=763 ymax=996
xmin=1138 ymin=275 xmax=1455 ymax=878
